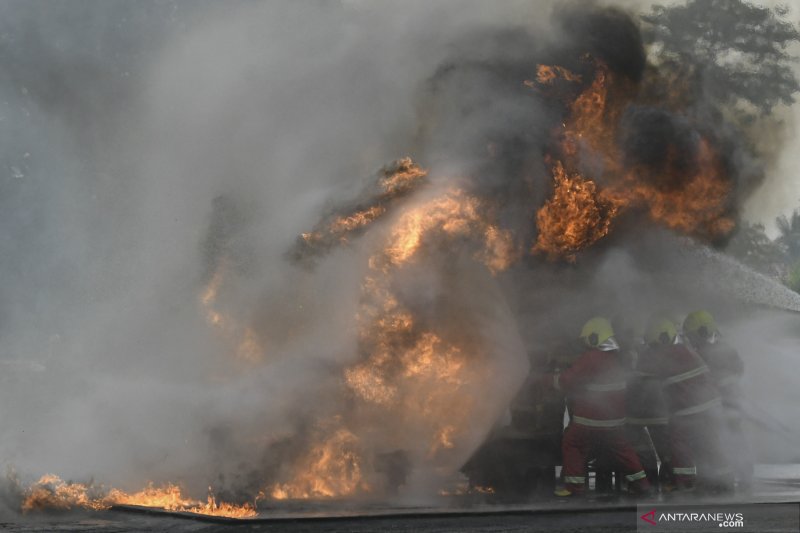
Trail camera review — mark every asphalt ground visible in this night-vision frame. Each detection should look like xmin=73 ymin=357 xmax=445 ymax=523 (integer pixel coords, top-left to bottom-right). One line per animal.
xmin=2 ymin=478 xmax=799 ymax=533
xmin=0 ymin=501 xmax=654 ymax=533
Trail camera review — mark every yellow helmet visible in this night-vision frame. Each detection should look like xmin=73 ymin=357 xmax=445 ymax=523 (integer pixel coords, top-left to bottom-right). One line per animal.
xmin=580 ymin=317 xmax=614 ymax=348
xmin=683 ymin=310 xmax=718 ymax=341
xmin=645 ymin=317 xmax=677 ymax=346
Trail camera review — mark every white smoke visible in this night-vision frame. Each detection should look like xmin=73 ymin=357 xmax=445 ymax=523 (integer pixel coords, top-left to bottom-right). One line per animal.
xmin=1 ymin=0 xmax=799 ymax=515
xmin=0 ymin=0 xmax=552 ymax=504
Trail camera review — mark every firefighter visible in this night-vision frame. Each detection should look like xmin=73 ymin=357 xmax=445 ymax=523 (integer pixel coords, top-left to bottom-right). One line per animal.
xmin=638 ymin=317 xmax=729 ymax=493
xmin=625 ymin=333 xmax=671 ymax=490
xmin=541 ymin=317 xmax=651 ymax=497
xmin=683 ymin=310 xmax=752 ymax=491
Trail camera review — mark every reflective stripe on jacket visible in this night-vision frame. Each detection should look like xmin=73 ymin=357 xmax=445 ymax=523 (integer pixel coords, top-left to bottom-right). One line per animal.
xmin=546 ymin=348 xmax=628 ymax=428
xmin=627 ymin=346 xmax=668 ymax=425
xmin=637 ymin=344 xmax=720 ymax=419
xmin=693 ymin=341 xmax=743 ymax=411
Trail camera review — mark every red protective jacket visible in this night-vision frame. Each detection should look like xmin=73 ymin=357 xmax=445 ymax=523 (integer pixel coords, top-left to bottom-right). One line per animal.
xmin=637 ymin=343 xmax=720 ymax=418
xmin=693 ymin=341 xmax=743 ymax=411
xmin=627 ymin=345 xmax=668 ymax=425
xmin=543 ymin=348 xmax=628 ymax=428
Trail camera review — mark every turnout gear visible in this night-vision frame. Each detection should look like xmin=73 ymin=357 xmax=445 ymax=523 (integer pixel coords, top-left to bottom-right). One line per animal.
xmin=626 ymin=342 xmax=670 ymax=489
xmin=543 ymin=323 xmax=650 ymax=496
xmin=684 ymin=311 xmax=751 ymax=491
xmin=637 ymin=338 xmax=728 ymax=491
xmin=559 ymin=422 xmax=649 ymax=495
xmin=550 ymin=347 xmax=629 ymax=428
xmin=683 ymin=312 xmax=741 ymax=404
xmin=690 ymin=338 xmax=743 ymax=413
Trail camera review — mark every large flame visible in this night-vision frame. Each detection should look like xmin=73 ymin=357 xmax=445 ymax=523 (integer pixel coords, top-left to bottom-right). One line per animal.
xmin=268 ymin=189 xmax=516 ymax=499
xmin=530 ymin=60 xmax=734 ymax=261
xmin=625 ymin=138 xmax=735 ymax=237
xmin=533 ymin=160 xmax=618 ymax=262
xmin=14 ymin=15 xmax=743 ymax=520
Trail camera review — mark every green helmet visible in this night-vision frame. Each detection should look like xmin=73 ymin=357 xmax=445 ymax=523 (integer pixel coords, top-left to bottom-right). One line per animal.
xmin=580 ymin=317 xmax=615 ymax=348
xmin=645 ymin=316 xmax=677 ymax=346
xmin=683 ymin=310 xmax=718 ymax=343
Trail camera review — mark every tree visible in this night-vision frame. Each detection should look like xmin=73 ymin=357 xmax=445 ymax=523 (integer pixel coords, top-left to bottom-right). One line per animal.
xmin=786 ymin=260 xmax=800 ymax=293
xmin=726 ymin=220 xmax=787 ymax=277
xmin=776 ymin=209 xmax=800 ymax=262
xmin=642 ymin=0 xmax=800 ymax=120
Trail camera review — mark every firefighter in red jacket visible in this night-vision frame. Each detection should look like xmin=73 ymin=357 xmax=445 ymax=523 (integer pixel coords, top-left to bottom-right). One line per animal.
xmin=626 ymin=337 xmax=671 ymax=490
xmin=683 ymin=310 xmax=752 ymax=490
xmin=638 ymin=317 xmax=729 ymax=492
xmin=542 ymin=317 xmax=651 ymax=497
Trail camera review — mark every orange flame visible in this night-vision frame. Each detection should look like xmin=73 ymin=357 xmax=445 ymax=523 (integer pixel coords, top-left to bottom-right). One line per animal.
xmin=379 ymin=157 xmax=428 ymax=195
xmin=438 ymin=481 xmax=496 ymax=496
xmin=21 ymin=475 xmax=257 ymax=519
xmin=533 ymin=161 xmax=619 ymax=262
xmin=297 ymin=158 xmax=428 ymax=255
xmin=377 ymin=189 xmax=516 ymax=274
xmin=533 ymin=64 xmax=582 ymax=85
xmin=21 ymin=475 xmax=106 ymax=513
xmin=625 ymin=138 xmax=734 ymax=238
xmin=267 ymin=427 xmax=368 ymax=500
xmin=531 ymin=60 xmax=734 ymax=260
xmin=352 ymin=190 xmax=509 ymax=461
xmin=327 ymin=205 xmax=387 ymax=237
xmin=270 ymin=188 xmax=516 ymax=500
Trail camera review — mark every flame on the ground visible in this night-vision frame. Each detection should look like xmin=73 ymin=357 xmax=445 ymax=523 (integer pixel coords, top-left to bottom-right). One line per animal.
xmin=21 ymin=475 xmax=106 ymax=513
xmin=21 ymin=475 xmax=257 ymax=518
xmin=438 ymin=480 xmax=496 ymax=496
xmin=530 ymin=60 xmax=734 ymax=260
xmin=267 ymin=426 xmax=368 ymax=500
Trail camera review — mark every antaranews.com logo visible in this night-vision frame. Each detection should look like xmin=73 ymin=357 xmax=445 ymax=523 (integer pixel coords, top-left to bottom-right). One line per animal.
xmin=637 ymin=503 xmax=799 ymax=532
xmin=640 ymin=509 xmax=744 ymax=528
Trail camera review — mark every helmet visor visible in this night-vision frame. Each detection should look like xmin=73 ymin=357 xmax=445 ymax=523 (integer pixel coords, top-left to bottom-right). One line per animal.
xmin=696 ymin=325 xmax=719 ymax=344
xmin=597 ymin=336 xmax=620 ymax=352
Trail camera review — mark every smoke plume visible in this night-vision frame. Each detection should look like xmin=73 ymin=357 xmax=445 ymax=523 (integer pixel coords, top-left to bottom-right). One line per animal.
xmin=0 ymin=0 xmax=798 ymax=514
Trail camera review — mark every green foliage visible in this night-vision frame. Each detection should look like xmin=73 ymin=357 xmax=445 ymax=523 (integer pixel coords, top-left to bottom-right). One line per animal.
xmin=786 ymin=260 xmax=800 ymax=293
xmin=642 ymin=0 xmax=800 ymax=118
xmin=726 ymin=210 xmax=800 ymax=294
xmin=776 ymin=209 xmax=800 ymax=262
xmin=726 ymin=221 xmax=787 ymax=276
xmin=646 ymin=1 xmax=800 ymax=290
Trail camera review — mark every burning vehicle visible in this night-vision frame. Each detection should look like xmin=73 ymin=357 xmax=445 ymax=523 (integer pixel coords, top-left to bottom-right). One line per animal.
xmin=1 ymin=0 xmax=800 ymax=526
